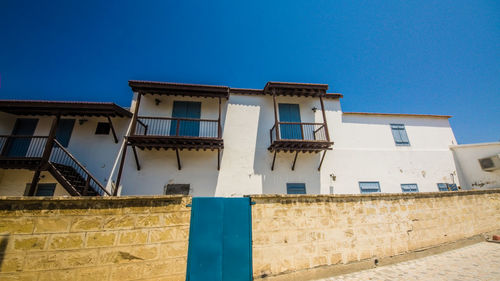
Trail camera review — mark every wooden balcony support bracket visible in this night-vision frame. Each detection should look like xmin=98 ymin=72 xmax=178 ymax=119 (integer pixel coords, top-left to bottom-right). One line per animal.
xmin=271 ymin=150 xmax=277 ymax=171
xmin=291 ymin=151 xmax=299 ymax=171
xmin=107 ymin=116 xmax=119 ymax=143
xmin=217 ymin=148 xmax=221 ymax=170
xmin=318 ymin=150 xmax=327 ymax=171
xmin=132 ymin=145 xmax=141 ymax=171
xmin=175 ymin=148 xmax=182 ymax=170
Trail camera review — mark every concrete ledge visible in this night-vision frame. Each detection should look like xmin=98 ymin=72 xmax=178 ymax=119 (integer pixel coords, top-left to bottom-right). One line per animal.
xmin=256 ymin=231 xmax=499 ymax=281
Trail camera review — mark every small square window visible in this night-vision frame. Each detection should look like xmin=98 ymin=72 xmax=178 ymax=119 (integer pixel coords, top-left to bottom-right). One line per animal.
xmin=287 ymin=183 xmax=306 ymax=194
xmin=35 ymin=183 xmax=56 ymax=196
xmin=390 ymin=124 xmax=410 ymax=146
xmin=359 ymin=182 xmax=381 ymax=194
xmin=437 ymin=183 xmax=449 ymax=192
xmin=401 ymin=184 xmax=419 ymax=193
xmin=95 ymin=122 xmax=111 ymax=135
xmin=164 ymin=184 xmax=190 ymax=195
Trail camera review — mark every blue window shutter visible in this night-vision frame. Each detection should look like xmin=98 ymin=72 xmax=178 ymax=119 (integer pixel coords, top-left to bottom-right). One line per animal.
xmin=287 ymin=183 xmax=306 ymax=194
xmin=437 ymin=183 xmax=449 ymax=191
xmin=170 ymin=101 xmax=201 ymax=137
xmin=279 ymin=104 xmax=302 ymax=140
xmin=391 ymin=124 xmax=410 ymax=146
xmin=401 ymin=184 xmax=418 ymax=193
xmin=359 ymin=182 xmax=381 ymax=193
xmin=55 ymin=119 xmax=75 ymax=147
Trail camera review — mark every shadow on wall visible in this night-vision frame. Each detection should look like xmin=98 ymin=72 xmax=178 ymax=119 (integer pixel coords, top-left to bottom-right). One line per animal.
xmin=0 ymin=235 xmax=8 ymax=271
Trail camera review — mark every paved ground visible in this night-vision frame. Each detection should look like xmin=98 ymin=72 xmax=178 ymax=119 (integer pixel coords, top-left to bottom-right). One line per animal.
xmin=318 ymin=242 xmax=500 ymax=281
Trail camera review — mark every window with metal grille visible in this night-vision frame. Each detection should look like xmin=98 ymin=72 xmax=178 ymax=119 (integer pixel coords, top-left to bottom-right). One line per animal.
xmin=390 ymin=124 xmax=410 ymax=146
xmin=95 ymin=122 xmax=111 ymax=135
xmin=359 ymin=182 xmax=381 ymax=194
xmin=401 ymin=183 xmax=419 ymax=193
xmin=437 ymin=183 xmax=449 ymax=192
xmin=286 ymin=183 xmax=306 ymax=194
xmin=164 ymin=184 xmax=190 ymax=195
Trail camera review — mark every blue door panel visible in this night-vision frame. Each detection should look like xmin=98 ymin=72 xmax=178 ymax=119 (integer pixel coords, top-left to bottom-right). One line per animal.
xmin=55 ymin=119 xmax=75 ymax=147
xmin=170 ymin=101 xmax=201 ymax=137
xmin=222 ymin=198 xmax=252 ymax=281
xmin=186 ymin=198 xmax=224 ymax=281
xmin=5 ymin=118 xmax=38 ymax=157
xmin=278 ymin=103 xmax=302 ymax=140
xmin=186 ymin=197 xmax=252 ymax=281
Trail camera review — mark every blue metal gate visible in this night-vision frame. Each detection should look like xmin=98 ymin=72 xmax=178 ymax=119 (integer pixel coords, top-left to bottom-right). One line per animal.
xmin=186 ymin=197 xmax=253 ymax=281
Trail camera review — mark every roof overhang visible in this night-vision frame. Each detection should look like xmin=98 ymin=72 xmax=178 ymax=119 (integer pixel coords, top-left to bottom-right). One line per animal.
xmin=0 ymin=100 xmax=132 ymax=117
xmin=264 ymin=82 xmax=329 ymax=97
xmin=129 ymin=80 xmax=230 ymax=99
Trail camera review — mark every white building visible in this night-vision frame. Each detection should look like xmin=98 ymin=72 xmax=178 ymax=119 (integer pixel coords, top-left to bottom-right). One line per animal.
xmin=451 ymin=142 xmax=500 ymax=190
xmin=0 ymin=81 xmax=470 ymax=197
xmin=108 ymin=81 xmax=461 ymax=196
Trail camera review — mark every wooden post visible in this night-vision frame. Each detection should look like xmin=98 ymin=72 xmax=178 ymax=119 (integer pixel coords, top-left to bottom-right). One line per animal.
xmin=218 ymin=97 xmax=222 ymax=138
xmin=27 ymin=170 xmax=41 ymax=196
xmin=217 ymin=148 xmax=221 ymax=170
xmin=272 ymin=90 xmax=280 ymax=141
xmin=107 ymin=116 xmax=119 ymax=143
xmin=319 ymin=95 xmax=330 ymax=142
xmin=114 ymin=142 xmax=128 ymax=195
xmin=40 ymin=114 xmax=61 ymax=169
xmin=129 ymin=92 xmax=142 ymax=137
xmin=175 ymin=148 xmax=181 ymax=170
xmin=271 ymin=150 xmax=277 ymax=171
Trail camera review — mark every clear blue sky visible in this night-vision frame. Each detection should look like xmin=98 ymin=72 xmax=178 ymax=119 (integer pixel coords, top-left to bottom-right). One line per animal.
xmin=0 ymin=1 xmax=498 ymax=144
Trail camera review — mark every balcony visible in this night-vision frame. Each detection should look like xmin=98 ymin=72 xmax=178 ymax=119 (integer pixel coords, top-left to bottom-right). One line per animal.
xmin=128 ymin=116 xmax=223 ymax=150
xmin=269 ymin=122 xmax=331 ymax=152
xmin=0 ymin=135 xmax=48 ymax=169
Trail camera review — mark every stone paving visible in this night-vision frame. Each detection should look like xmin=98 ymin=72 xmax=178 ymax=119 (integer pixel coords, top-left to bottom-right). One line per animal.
xmin=317 ymin=242 xmax=500 ymax=281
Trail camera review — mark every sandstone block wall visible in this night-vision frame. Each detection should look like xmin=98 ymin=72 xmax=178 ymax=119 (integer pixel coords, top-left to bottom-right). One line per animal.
xmin=0 ymin=196 xmax=191 ymax=281
xmin=250 ymin=190 xmax=500 ymax=279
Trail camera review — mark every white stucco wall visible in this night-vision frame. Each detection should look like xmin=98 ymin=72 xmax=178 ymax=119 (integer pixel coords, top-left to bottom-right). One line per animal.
xmin=0 ymin=169 xmax=70 ymax=196
xmin=325 ymin=114 xmax=460 ymax=194
xmin=451 ymin=142 xmax=500 ymax=190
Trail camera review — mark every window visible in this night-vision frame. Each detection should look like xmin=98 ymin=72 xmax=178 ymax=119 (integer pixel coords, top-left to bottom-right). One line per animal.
xmin=401 ymin=184 xmax=419 ymax=193
xmin=95 ymin=122 xmax=111 ymax=135
xmin=437 ymin=183 xmax=449 ymax=192
xmin=286 ymin=183 xmax=306 ymax=194
xmin=390 ymin=124 xmax=410 ymax=146
xmin=35 ymin=183 xmax=56 ymax=196
xmin=164 ymin=184 xmax=190 ymax=195
xmin=359 ymin=182 xmax=381 ymax=194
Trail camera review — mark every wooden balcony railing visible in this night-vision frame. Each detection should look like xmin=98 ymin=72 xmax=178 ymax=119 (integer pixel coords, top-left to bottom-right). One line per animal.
xmin=0 ymin=135 xmax=48 ymax=158
xmin=134 ymin=116 xmax=221 ymax=139
xmin=270 ymin=122 xmax=329 ymax=143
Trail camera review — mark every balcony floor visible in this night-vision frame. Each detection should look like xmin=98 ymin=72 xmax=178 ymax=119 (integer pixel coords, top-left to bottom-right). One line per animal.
xmin=268 ymin=140 xmax=333 ymax=153
xmin=128 ymin=135 xmax=223 ymax=151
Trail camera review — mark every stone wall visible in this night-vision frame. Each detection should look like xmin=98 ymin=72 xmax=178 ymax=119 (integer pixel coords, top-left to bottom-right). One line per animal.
xmin=250 ymin=190 xmax=500 ymax=279
xmin=0 ymin=196 xmax=191 ymax=281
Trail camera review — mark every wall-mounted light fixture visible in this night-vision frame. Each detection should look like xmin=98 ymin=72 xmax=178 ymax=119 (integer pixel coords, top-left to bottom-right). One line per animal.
xmin=312 ymin=106 xmax=318 ymax=112
xmin=155 ymin=98 xmax=162 ymax=106
xmin=78 ymin=119 xmax=88 ymax=125
xmin=330 ymin=173 xmax=336 ymax=181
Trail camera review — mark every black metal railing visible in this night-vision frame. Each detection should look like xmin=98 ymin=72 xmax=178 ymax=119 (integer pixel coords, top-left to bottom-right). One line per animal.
xmin=270 ymin=122 xmax=328 ymax=143
xmin=49 ymin=140 xmax=111 ymax=196
xmin=134 ymin=116 xmax=221 ymax=138
xmin=0 ymin=135 xmax=48 ymax=158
